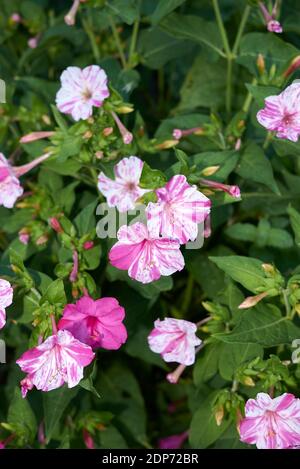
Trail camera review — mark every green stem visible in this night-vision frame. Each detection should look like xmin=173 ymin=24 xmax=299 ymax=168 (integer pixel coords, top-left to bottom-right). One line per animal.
xmin=226 ymin=57 xmax=233 ymax=114
xmin=232 ymin=5 xmax=251 ymax=55
xmin=128 ymin=18 xmax=140 ymax=66
xmin=282 ymin=289 xmax=292 ymax=319
xmin=109 ymin=17 xmax=127 ymax=68
xmin=31 ymin=287 xmax=41 ymax=301
xmin=82 ymin=17 xmax=100 ymax=63
xmin=182 ymin=274 xmax=194 ymax=314
xmin=242 ymin=78 xmax=257 ymax=113
xmin=212 ymin=0 xmax=231 ymax=56
xmin=263 ymin=131 xmax=273 ymax=150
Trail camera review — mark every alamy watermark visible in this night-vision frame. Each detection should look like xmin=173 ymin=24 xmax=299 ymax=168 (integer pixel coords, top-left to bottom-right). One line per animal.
xmin=96 ymin=203 xmax=205 ymax=249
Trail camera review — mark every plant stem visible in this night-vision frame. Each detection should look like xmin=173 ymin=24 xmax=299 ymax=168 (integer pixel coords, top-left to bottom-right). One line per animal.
xmin=232 ymin=5 xmax=251 ymax=55
xmin=282 ymin=288 xmax=292 ymax=319
xmin=182 ymin=274 xmax=194 ymax=314
xmin=109 ymin=17 xmax=127 ymax=68
xmin=212 ymin=0 xmax=233 ymax=114
xmin=226 ymin=57 xmax=233 ymax=114
xmin=263 ymin=131 xmax=273 ymax=149
xmin=128 ymin=18 xmax=140 ymax=66
xmin=82 ymin=17 xmax=100 ymax=63
xmin=242 ymin=78 xmax=257 ymax=113
xmin=212 ymin=0 xmax=231 ymax=56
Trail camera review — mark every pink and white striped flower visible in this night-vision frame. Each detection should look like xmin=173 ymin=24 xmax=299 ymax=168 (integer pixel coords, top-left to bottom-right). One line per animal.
xmin=0 ymin=279 xmax=13 ymax=330
xmin=257 ymin=83 xmax=300 ymax=142
xmin=16 ymin=329 xmax=95 ymax=397
xmin=56 ymin=65 xmax=109 ymax=121
xmin=146 ymin=175 xmax=211 ymax=244
xmin=98 ymin=156 xmax=149 ymax=212
xmin=239 ymin=392 xmax=300 ymax=449
xmin=148 ymin=318 xmax=201 ymax=365
xmin=109 ymin=222 xmax=184 ymax=284
xmin=58 ymin=294 xmax=127 ymax=350
xmin=0 ymin=152 xmax=52 ymax=208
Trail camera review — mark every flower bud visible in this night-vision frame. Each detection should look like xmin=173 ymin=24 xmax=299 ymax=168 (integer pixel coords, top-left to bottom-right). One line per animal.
xmin=49 ymin=217 xmax=63 ymax=233
xmin=256 ymin=54 xmax=265 ymax=75
xmin=83 ymin=241 xmax=94 ymax=250
xmin=201 ymin=166 xmax=220 ymax=177
xmin=215 ymin=406 xmax=224 ymax=426
xmin=155 ymin=139 xmax=179 ymax=150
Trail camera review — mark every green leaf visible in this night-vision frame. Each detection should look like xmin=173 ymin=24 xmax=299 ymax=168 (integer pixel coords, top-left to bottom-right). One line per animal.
xmin=190 ymin=392 xmax=231 ymax=448
xmin=177 ymin=55 xmax=225 ymax=111
xmin=209 ymin=255 xmax=271 ymax=293
xmin=106 ymin=0 xmax=139 ymax=24
xmin=151 ymin=0 xmax=186 ymax=25
xmin=139 ymin=162 xmax=167 ymax=189
xmin=236 ymin=142 xmax=279 ymax=194
xmin=43 ymin=386 xmax=78 ymax=443
xmin=41 ymin=279 xmax=66 ymax=305
xmin=237 ymin=32 xmax=299 ymax=75
xmin=7 ymin=387 xmax=37 ymax=444
xmin=288 ymin=205 xmax=300 ymax=246
xmin=193 ymin=342 xmax=221 ymax=385
xmin=215 ymin=304 xmax=300 ymax=347
xmin=138 ymin=28 xmax=189 ymax=69
xmin=218 ymin=343 xmax=263 ymax=380
xmin=160 ymin=13 xmax=223 ymax=56
xmin=245 ymin=83 xmax=280 ymax=108
xmin=74 ymin=200 xmax=98 ymax=236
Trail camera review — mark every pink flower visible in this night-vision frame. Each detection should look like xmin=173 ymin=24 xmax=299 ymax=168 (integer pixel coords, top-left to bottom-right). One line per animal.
xmin=28 ymin=36 xmax=39 ymax=49
xmin=0 ymin=279 xmax=13 ymax=330
xmin=58 ymin=295 xmax=127 ymax=350
xmin=16 ymin=329 xmax=95 ymax=397
xmin=0 ymin=152 xmax=52 ymax=208
xmin=146 ymin=175 xmax=211 ymax=244
xmin=267 ymin=20 xmax=282 ymax=33
xmin=158 ymin=431 xmax=189 ymax=449
xmin=56 ymin=66 xmax=109 ymax=121
xmin=148 ymin=318 xmax=201 ymax=365
xmin=10 ymin=13 xmax=22 ymax=23
xmin=64 ymin=0 xmax=81 ymax=26
xmin=239 ymin=392 xmax=300 ymax=449
xmin=109 ymin=223 xmax=185 ymax=284
xmin=259 ymin=2 xmax=282 ymax=34
xmin=83 ymin=240 xmax=94 ymax=250
xmin=98 ymin=156 xmax=149 ymax=212
xmin=257 ymin=83 xmax=300 ymax=141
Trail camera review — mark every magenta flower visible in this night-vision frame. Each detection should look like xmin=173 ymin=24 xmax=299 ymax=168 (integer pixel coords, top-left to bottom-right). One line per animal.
xmin=109 ymin=223 xmax=185 ymax=284
xmin=28 ymin=36 xmax=39 ymax=49
xmin=58 ymin=295 xmax=127 ymax=350
xmin=158 ymin=431 xmax=189 ymax=449
xmin=257 ymin=83 xmax=300 ymax=141
xmin=146 ymin=175 xmax=211 ymax=244
xmin=56 ymin=65 xmax=109 ymax=121
xmin=18 ymin=229 xmax=30 ymax=245
xmin=239 ymin=392 xmax=300 ymax=449
xmin=0 ymin=279 xmax=13 ymax=330
xmin=98 ymin=156 xmax=149 ymax=212
xmin=259 ymin=2 xmax=282 ymax=33
xmin=0 ymin=152 xmax=52 ymax=208
xmin=16 ymin=329 xmax=95 ymax=397
xmin=148 ymin=318 xmax=201 ymax=365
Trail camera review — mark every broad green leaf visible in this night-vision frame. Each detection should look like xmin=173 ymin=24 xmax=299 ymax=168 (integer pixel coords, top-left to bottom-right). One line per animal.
xmin=215 ymin=304 xmax=300 ymax=347
xmin=74 ymin=200 xmax=98 ymax=236
xmin=139 ymin=162 xmax=167 ymax=189
xmin=193 ymin=342 xmax=221 ymax=385
xmin=7 ymin=387 xmax=37 ymax=444
xmin=236 ymin=143 xmax=279 ymax=194
xmin=41 ymin=279 xmax=66 ymax=305
xmin=209 ymin=255 xmax=272 ymax=293
xmin=288 ymin=205 xmax=300 ymax=246
xmin=43 ymin=386 xmax=78 ymax=442
xmin=106 ymin=0 xmax=139 ymax=24
xmin=190 ymin=391 xmax=231 ymax=448
xmin=160 ymin=13 xmax=223 ymax=56
xmin=151 ymin=0 xmax=186 ymax=25
xmin=218 ymin=343 xmax=263 ymax=380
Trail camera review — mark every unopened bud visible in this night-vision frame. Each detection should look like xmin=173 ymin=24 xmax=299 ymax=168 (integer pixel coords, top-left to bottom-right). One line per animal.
xmin=243 ymin=376 xmax=255 ymax=387
xmin=155 ymin=140 xmax=179 ymax=150
xmin=42 ymin=114 xmax=51 ymax=125
xmin=95 ymin=151 xmax=104 ymax=159
xmin=83 ymin=241 xmax=94 ymax=250
xmin=201 ymin=166 xmax=220 ymax=177
xmin=261 ymin=263 xmax=275 ymax=274
xmin=36 ymin=234 xmax=49 ymax=246
xmin=115 ymin=105 xmax=134 ymax=114
xmin=257 ymin=54 xmax=265 ymax=75
xmin=215 ymin=406 xmax=224 ymax=426
xmin=83 ymin=130 xmax=92 ymax=140
xmin=102 ymin=127 xmax=113 ymax=137
xmin=49 ymin=217 xmax=63 ymax=233
xmin=238 ymin=291 xmax=268 ymax=309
